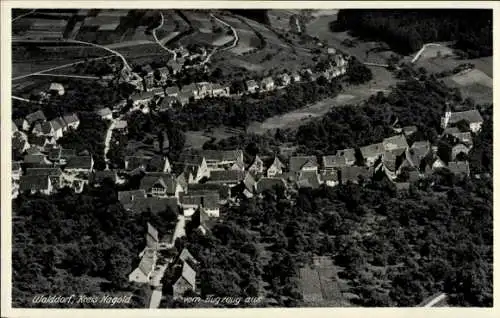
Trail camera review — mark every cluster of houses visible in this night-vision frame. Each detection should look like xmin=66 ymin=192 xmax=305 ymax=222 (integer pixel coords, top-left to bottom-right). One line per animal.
xmin=128 ymin=222 xmax=200 ymax=308
xmin=123 ymin=52 xmax=349 ymax=114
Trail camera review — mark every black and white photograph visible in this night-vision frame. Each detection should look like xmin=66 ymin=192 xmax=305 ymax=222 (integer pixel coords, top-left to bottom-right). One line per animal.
xmin=1 ymin=1 xmax=496 ymax=315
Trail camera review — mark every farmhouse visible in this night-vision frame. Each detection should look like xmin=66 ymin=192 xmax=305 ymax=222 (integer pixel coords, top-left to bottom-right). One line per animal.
xmin=207 ymin=170 xmax=245 ymax=187
xmin=322 ymin=148 xmax=356 ymax=170
xmin=129 ymin=248 xmax=157 ymax=284
xmin=199 ymin=149 xmax=244 ymax=171
xmin=383 ymin=134 xmax=409 ymax=156
xmin=360 ymin=142 xmax=385 ymax=167
xmin=172 ymin=261 xmax=197 ymax=299
xmin=25 ymin=110 xmax=47 ymax=126
xmin=33 ymin=120 xmax=64 ymax=140
xmin=267 ymin=156 xmax=286 ymax=177
xmin=180 ymin=192 xmax=220 ymax=218
xmin=248 ymin=155 xmax=265 ymax=175
xmin=245 ymin=79 xmax=259 ymax=93
xmin=118 ymin=189 xmax=147 ymax=210
xmin=65 ymin=156 xmax=94 ymax=173
xmin=261 ymin=77 xmax=275 ymax=91
xmin=441 ymin=108 xmax=484 ymax=133
xmin=165 ymin=86 xmax=181 ymax=97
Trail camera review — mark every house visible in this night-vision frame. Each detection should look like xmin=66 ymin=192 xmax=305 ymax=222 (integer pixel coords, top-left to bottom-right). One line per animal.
xmin=241 ymin=172 xmax=257 ymax=198
xmin=33 ymin=119 xmax=64 ymax=140
xmin=176 ymin=92 xmax=191 ymax=106
xmin=383 ymin=134 xmax=409 ymax=156
xmin=178 ymin=248 xmax=198 ymax=265
xmin=378 ymin=151 xmax=399 ymax=180
xmin=130 ymin=91 xmax=156 ymax=106
xmin=25 ymin=110 xmax=47 ymax=127
xmin=451 ymin=144 xmax=471 ymax=161
xmin=211 ymin=83 xmax=230 ymax=97
xmin=338 ymin=166 xmax=372 ymax=184
xmin=23 ymin=153 xmax=52 ymax=166
xmin=159 ymin=96 xmax=178 ymax=110
xmin=95 ymin=107 xmax=113 ymax=120
xmin=248 ymin=155 xmax=265 ymax=175
xmin=255 ymin=177 xmax=286 ymax=194
xmin=291 ymin=72 xmax=301 ymax=83
xmin=400 ymin=141 xmax=431 ymax=173
xmin=49 ymin=82 xmax=65 ymax=95
xmin=230 ymin=161 xmax=245 ymax=171
xmin=447 ymin=131 xmax=473 ymax=147
xmin=118 ymin=189 xmax=147 ymax=210
xmin=172 ymin=261 xmax=196 ymax=299
xmin=297 ymin=170 xmax=321 ymax=189
xmin=195 ymin=82 xmax=212 ymax=99
xmin=48 ymin=147 xmax=76 ymax=165
xmin=129 ymin=197 xmax=179 ymax=215
xmin=129 ymin=248 xmax=157 ymax=284
xmin=124 ymin=155 xmax=170 ymax=173
xmin=277 ymin=73 xmax=291 ymax=86
xmin=289 ymin=156 xmax=318 ymax=173
xmin=62 ymin=113 xmax=80 ymax=130
xmin=187 ymin=183 xmax=230 ymax=201
xmin=423 ymin=155 xmax=447 ymax=175
xmin=320 ymin=170 xmax=339 ymax=187
xmin=402 ymin=126 xmax=418 ymax=137
xmin=207 ymin=170 xmax=245 ymax=187
xmin=199 ymin=149 xmax=244 ymax=171
xmin=181 ymin=83 xmax=199 ymax=99
xmin=12 ymin=131 xmax=30 ymax=154
xmin=25 ymin=167 xmax=64 ymax=189
xmin=322 ymin=148 xmax=355 ymax=171
xmin=146 ymin=222 xmax=159 ymax=250
xmin=267 ymin=156 xmax=285 ymax=177
xmin=190 ymin=207 xmax=215 ymax=235
xmin=441 ymin=108 xmax=484 ymax=133
xmin=65 ymin=155 xmax=94 ymax=173
xmin=301 ymin=68 xmax=316 ymax=81
xmin=89 ymin=170 xmax=119 ymax=186
xmin=180 ymin=192 xmax=220 ymax=218
xmin=165 ymin=86 xmax=180 ymax=97
xmin=447 ymin=161 xmax=470 ymax=177
xmin=360 ymin=142 xmax=385 ymax=167
xmin=114 ymin=120 xmax=128 ymax=133
xmin=19 ymin=175 xmax=53 ymax=195
xmin=167 ymin=60 xmax=183 ymax=74
xmin=12 ymin=162 xmax=23 ymax=180
xmin=181 ymin=155 xmax=210 ymax=183
xmin=245 ymin=79 xmax=259 ymax=93
xmin=261 ymin=77 xmax=275 ymax=91
xmin=139 ymin=173 xmax=182 ymax=198
xmin=14 ymin=118 xmax=30 ymax=131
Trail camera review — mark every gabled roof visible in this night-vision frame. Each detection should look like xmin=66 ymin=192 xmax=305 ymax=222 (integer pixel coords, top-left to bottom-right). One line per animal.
xmin=243 ymin=172 xmax=256 ymax=190
xmin=25 ymin=167 xmax=62 ymax=177
xmin=323 ymin=148 xmax=355 ymax=168
xmin=297 ymin=170 xmax=320 ymax=189
xmin=140 ymin=173 xmax=177 ymax=194
xmin=443 ymin=127 xmax=461 ymax=135
xmin=178 ymin=261 xmax=196 ymax=288
xmin=118 ymin=189 xmax=147 ymax=206
xmin=25 ymin=110 xmax=46 ymax=125
xmin=187 ymin=183 xmax=229 ymax=199
xmin=448 ymin=109 xmax=483 ymax=124
xmin=382 ymin=151 xmax=398 ymax=171
xmin=138 ymin=248 xmax=156 ymax=276
xmin=320 ymin=171 xmax=339 ymax=182
xmin=50 ymin=118 xmax=63 ymax=131
xmin=23 ymin=154 xmax=48 ymax=164
xmin=360 ymin=142 xmax=384 ymax=159
xmin=199 ymin=149 xmax=243 ymax=162
xmin=165 ymin=86 xmax=180 ymax=96
xmin=208 ymin=170 xmax=245 ymax=183
xmin=289 ymin=156 xmax=318 ymax=172
xmin=63 ymin=113 xmax=79 ymax=125
xmin=125 ymin=155 xmax=151 ymax=171
xmin=180 ymin=192 xmax=220 ymax=209
xmin=248 ymin=155 xmax=264 ymax=171
xmin=383 ymin=135 xmax=409 ymax=153
xmin=95 ymin=107 xmax=112 ymax=117
xmin=89 ymin=170 xmax=117 ymax=184
xmin=65 ymin=156 xmax=92 ymax=170
xmin=147 ymin=222 xmax=159 ymax=241
xmin=179 ymin=248 xmax=198 ymax=264
xmin=339 ymin=166 xmax=372 ymax=183
xmin=255 ymin=177 xmax=286 ymax=193
xmin=130 ymin=91 xmax=155 ymax=102
xmin=447 ymin=161 xmax=470 ymax=175
xmin=19 ymin=175 xmax=50 ymax=191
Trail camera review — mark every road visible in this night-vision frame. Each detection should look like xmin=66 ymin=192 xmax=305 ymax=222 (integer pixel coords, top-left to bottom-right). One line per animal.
xmin=411 ymin=43 xmax=442 ymax=64
xmin=32 ymin=73 xmax=100 ymax=79
xmin=420 ymin=293 xmax=447 ymax=307
xmin=12 ymin=54 xmax=115 ymax=81
xmin=210 ymin=13 xmax=239 ymax=51
xmin=12 ymin=95 xmax=44 ymax=104
xmin=12 ymin=9 xmax=36 ymax=22
xmin=152 ymin=12 xmax=177 ymax=60
xmin=103 ymin=118 xmax=117 ymax=170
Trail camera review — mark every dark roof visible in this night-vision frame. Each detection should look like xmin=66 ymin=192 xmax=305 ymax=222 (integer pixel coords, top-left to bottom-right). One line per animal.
xmin=50 ymin=118 xmax=64 ymax=131
xmin=323 ymin=148 xmax=355 ymax=168
xmin=180 ymin=192 xmax=219 ymax=210
xmin=25 ymin=110 xmax=46 ymax=125
xmin=130 ymin=91 xmax=155 ymax=102
xmin=289 ymin=156 xmax=318 ymax=172
xmin=208 ymin=170 xmax=245 ymax=183
xmin=130 ymin=197 xmax=178 ymax=214
xmin=383 ymin=135 xmax=409 ymax=153
xmin=19 ymin=175 xmax=50 ymax=191
xmin=24 ymin=154 xmax=48 ymax=164
xmin=63 ymin=113 xmax=79 ymax=125
xmin=65 ymin=156 xmax=92 ymax=170
xmin=125 ymin=156 xmax=151 ymax=171
xmin=118 ymin=189 xmax=147 ymax=206
xmin=48 ymin=147 xmax=76 ymax=160
xmin=448 ymin=110 xmax=483 ymax=124
xmin=90 ymin=170 xmax=117 ymax=184
xmin=383 ymin=151 xmax=398 ymax=171
xmin=199 ymin=150 xmax=243 ymax=162
xmin=339 ymin=166 xmax=372 ymax=183
xmin=25 ymin=167 xmax=62 ymax=177
xmin=255 ymin=177 xmax=286 ymax=193
xmin=187 ymin=183 xmax=229 ymax=199
xmin=297 ymin=171 xmax=320 ymax=189
xmin=447 ymin=161 xmax=470 ymax=175
xmin=360 ymin=142 xmax=384 ymax=159
xmin=140 ymin=173 xmax=177 ymax=194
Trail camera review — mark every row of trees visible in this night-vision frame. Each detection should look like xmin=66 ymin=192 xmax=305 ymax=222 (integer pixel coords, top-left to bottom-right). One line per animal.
xmin=333 ymin=9 xmax=492 ymax=58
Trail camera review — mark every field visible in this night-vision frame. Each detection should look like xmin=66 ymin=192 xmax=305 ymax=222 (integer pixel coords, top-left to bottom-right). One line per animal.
xmin=184 ymin=127 xmax=242 ymax=149
xmin=267 ymin=10 xmax=301 ymax=31
xmin=299 ymin=256 xmax=352 ymax=306
xmin=416 ymin=55 xmax=493 ymax=77
xmin=183 ymin=11 xmax=215 ymax=33
xmin=247 ymin=66 xmax=398 ymax=134
xmin=442 ymin=69 xmax=493 ymax=104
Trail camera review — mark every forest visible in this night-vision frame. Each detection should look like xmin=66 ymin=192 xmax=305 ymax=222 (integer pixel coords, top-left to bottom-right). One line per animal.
xmin=332 ymin=9 xmax=493 ymax=58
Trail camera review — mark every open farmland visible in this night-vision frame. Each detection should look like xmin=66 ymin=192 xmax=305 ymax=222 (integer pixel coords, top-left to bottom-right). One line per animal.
xmin=442 ymin=69 xmax=493 ymax=104
xmin=267 ymin=10 xmax=301 ymax=31
xmin=415 ymin=55 xmax=493 ymax=77
xmin=183 ymin=11 xmax=215 ymax=33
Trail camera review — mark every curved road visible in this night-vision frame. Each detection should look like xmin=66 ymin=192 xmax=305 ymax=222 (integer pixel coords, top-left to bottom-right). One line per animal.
xmin=12 ymin=9 xmax=36 ymax=22
xmin=210 ymin=13 xmax=239 ymax=51
xmin=152 ymin=12 xmax=177 ymax=60
xmin=411 ymin=43 xmax=442 ymax=64
xmin=67 ymin=39 xmax=131 ymax=70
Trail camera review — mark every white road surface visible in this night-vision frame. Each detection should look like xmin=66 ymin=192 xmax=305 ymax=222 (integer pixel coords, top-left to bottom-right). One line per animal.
xmin=152 ymin=12 xmax=177 ymax=60
xmin=411 ymin=43 xmax=442 ymax=64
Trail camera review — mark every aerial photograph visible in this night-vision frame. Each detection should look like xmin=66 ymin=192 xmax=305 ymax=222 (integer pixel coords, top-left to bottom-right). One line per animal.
xmin=9 ymin=7 xmax=492 ymax=309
